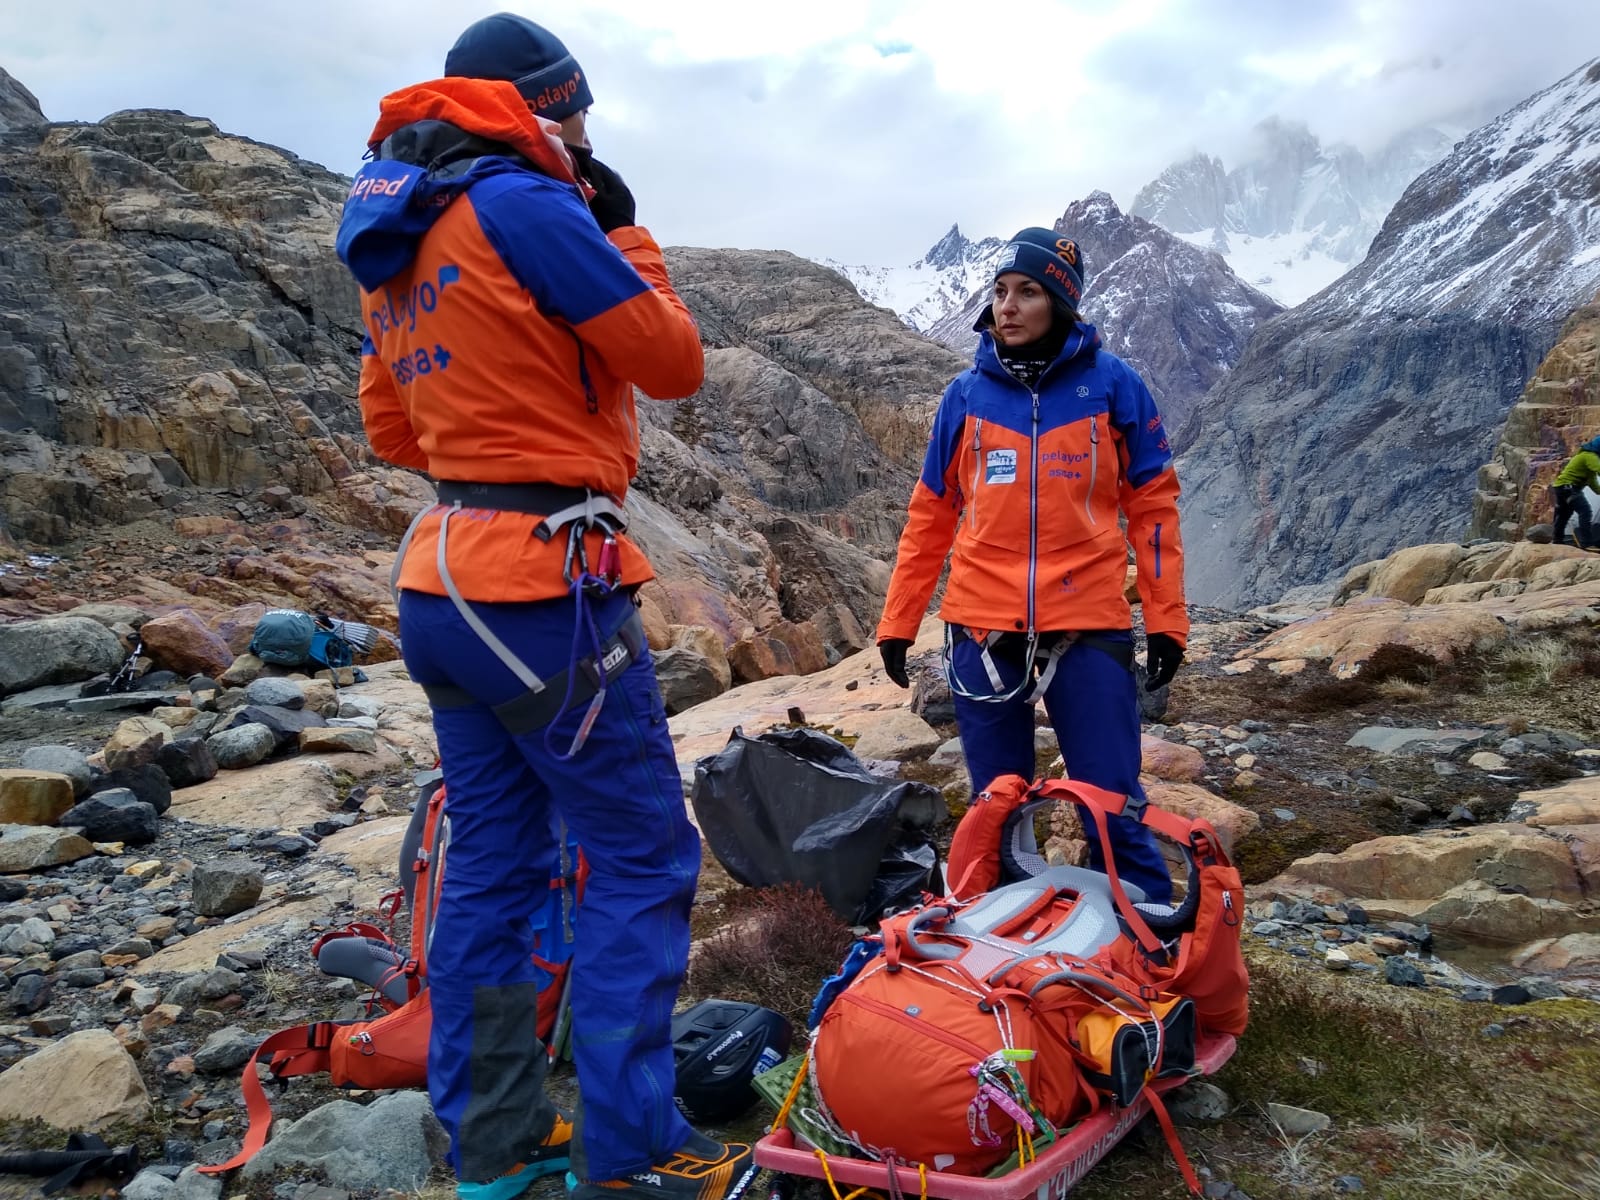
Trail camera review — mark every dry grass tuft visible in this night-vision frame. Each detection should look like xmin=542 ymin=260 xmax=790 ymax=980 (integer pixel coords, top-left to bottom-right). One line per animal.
xmin=686 ymin=882 xmax=856 ymax=1031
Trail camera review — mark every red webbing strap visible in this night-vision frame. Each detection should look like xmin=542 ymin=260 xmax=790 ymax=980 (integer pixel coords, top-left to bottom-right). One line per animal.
xmin=311 ymin=921 xmax=393 ymax=957
xmin=1144 ymin=1087 xmax=1203 ymax=1196
xmin=1077 ymin=799 xmax=1164 ymax=955
xmin=1031 ymin=777 xmax=1222 ymax=955
xmin=196 ymin=1026 xmax=335 ymax=1175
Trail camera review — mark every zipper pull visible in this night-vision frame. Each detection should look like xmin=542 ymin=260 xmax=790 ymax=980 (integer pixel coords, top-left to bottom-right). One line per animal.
xmin=1090 ymin=414 xmax=1099 ymax=443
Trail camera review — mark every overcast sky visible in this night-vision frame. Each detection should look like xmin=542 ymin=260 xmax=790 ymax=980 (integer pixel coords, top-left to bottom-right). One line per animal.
xmin=3 ymin=0 xmax=1596 ymax=263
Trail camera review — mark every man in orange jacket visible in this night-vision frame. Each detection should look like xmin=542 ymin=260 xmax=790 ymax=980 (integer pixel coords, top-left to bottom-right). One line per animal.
xmin=877 ymin=229 xmax=1186 ymax=903
xmin=337 ymin=15 xmax=754 ymax=1200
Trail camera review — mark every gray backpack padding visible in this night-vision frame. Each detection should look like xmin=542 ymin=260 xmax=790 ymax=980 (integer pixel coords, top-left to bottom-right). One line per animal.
xmin=314 ymin=936 xmax=411 ymax=1008
xmin=249 ymin=609 xmax=317 ymax=666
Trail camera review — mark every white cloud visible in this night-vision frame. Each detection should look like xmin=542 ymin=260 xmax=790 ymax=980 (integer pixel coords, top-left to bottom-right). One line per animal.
xmin=2 ymin=0 xmax=1597 ymax=263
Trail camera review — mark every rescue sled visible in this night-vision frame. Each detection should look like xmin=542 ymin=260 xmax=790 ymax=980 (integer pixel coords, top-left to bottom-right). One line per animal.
xmin=754 ymin=1032 xmax=1235 ymax=1200
xmin=751 ymin=773 xmax=1250 ymax=1199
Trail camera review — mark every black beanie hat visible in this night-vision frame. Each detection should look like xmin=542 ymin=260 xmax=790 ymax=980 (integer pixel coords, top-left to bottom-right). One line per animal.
xmin=993 ymin=227 xmax=1087 ymax=313
xmin=445 ymin=13 xmax=595 ymax=122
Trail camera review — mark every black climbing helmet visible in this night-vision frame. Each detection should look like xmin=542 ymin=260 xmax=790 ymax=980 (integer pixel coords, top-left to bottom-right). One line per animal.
xmin=672 ymin=1000 xmax=793 ymax=1123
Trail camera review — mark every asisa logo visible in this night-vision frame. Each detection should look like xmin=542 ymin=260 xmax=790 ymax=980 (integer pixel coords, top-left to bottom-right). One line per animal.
xmin=985 ymin=448 xmax=1017 ymax=485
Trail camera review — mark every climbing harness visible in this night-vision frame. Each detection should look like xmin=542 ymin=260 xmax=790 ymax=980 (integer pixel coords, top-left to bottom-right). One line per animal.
xmin=391 ymin=482 xmax=643 ymax=754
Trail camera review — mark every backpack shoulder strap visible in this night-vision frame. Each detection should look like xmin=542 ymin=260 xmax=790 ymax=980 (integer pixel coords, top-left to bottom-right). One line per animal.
xmin=196 ymin=1024 xmax=342 ymax=1176
xmin=407 ymin=786 xmax=450 ymax=971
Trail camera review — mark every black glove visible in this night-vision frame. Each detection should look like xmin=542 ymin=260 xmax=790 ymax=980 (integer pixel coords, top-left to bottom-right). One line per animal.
xmin=566 ymin=144 xmax=636 ymax=233
xmin=879 ymin=639 xmax=912 ymax=689
xmin=1145 ymin=632 xmax=1184 ymax=691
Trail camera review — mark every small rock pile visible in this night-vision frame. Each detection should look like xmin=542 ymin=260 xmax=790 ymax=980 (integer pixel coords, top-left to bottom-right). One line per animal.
xmin=1247 ymin=897 xmax=1578 ymax=1004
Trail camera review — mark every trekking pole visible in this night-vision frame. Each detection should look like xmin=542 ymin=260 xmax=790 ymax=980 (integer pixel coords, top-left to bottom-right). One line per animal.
xmin=0 ymin=1133 xmax=140 ymax=1194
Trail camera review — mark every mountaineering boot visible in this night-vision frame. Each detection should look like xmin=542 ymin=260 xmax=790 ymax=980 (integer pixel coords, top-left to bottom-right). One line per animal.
xmin=566 ymin=1132 xmax=758 ymax=1200
xmin=457 ymin=1113 xmax=574 ymax=1200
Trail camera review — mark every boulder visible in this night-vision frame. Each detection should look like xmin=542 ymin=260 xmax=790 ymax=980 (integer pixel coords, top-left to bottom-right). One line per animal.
xmin=850 ymin=709 xmax=942 ymax=762
xmin=59 ymin=789 xmax=159 ymax=846
xmin=103 ymin=715 xmax=172 ymax=771
xmin=65 ymin=602 xmax=151 ymax=631
xmin=299 ymin=678 xmax=339 ymax=717
xmin=207 ymin=723 xmax=277 ymax=769
xmin=726 ymin=634 xmax=797 ymax=684
xmin=193 ymin=1027 xmax=260 ymax=1073
xmin=191 ymin=857 xmax=265 ymax=917
xmin=17 ymin=746 xmax=93 ymax=798
xmin=137 ymin=610 xmax=236 ymax=677
xmin=156 ymin=737 xmax=219 ymax=788
xmin=766 ymin=620 xmax=830 ymax=675
xmin=220 ymin=653 xmax=266 ymax=687
xmin=1375 ymin=879 xmax=1600 ymax=943
xmin=1364 ymin=544 xmax=1468 ymax=603
xmin=1270 ymin=825 xmax=1583 ymax=904
xmin=107 ymin=762 xmax=173 ymax=815
xmin=299 ymin=727 xmax=377 ymax=754
xmin=1240 ymin=598 xmax=1509 ymax=678
xmin=208 ymin=602 xmax=269 ymax=655
xmin=0 ymin=1029 xmax=151 ymax=1129
xmin=1346 ymin=726 xmax=1490 ymax=755
xmin=218 ymin=703 xmax=327 ymax=751
xmin=1142 ymin=782 xmax=1261 ymax=857
xmin=0 ymin=769 xmax=76 ymax=825
xmin=0 ymin=616 xmax=126 ymax=694
xmin=1512 ymin=777 xmax=1600 ymax=828
xmin=1511 ymin=932 xmax=1600 ymax=977
xmin=240 ymin=1091 xmax=448 ymax=1192
xmin=245 ymin=676 xmax=305 ymax=710
xmin=1139 ymin=736 xmax=1206 ymax=783
xmin=652 ymin=643 xmax=729 ymax=720
xmin=670 ymin=626 xmax=733 ymax=690
xmin=810 ymin=603 xmax=869 ymax=657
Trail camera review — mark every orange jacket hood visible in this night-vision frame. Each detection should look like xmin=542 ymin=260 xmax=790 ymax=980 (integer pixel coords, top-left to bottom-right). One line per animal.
xmin=368 ymin=77 xmax=579 ymax=186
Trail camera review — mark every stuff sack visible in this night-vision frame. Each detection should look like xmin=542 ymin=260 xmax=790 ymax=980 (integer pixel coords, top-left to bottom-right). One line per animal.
xmin=247 ymin=609 xmax=317 ymax=666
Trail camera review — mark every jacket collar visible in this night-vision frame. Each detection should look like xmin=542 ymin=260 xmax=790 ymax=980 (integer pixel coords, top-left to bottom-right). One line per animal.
xmin=974 ymin=323 xmax=1100 ymax=386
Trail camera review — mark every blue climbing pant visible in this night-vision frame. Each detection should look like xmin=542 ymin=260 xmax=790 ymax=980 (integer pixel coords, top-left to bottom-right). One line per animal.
xmin=949 ymin=628 xmax=1173 ymax=904
xmin=399 ymin=587 xmax=699 ymax=1183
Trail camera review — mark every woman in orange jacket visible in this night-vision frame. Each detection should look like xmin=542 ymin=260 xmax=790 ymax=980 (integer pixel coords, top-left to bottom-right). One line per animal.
xmin=338 ymin=15 xmax=755 ymax=1200
xmin=876 ymin=228 xmax=1187 ymax=902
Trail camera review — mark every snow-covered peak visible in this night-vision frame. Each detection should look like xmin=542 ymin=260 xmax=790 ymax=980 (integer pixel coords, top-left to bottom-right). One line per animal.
xmin=1312 ymin=57 xmax=1600 ymax=327
xmin=1132 ymin=119 xmax=1455 ymax=306
xmin=821 ymin=226 xmax=1007 ymax=333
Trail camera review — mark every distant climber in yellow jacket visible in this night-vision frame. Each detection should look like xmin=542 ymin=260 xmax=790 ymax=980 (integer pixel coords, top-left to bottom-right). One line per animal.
xmin=1551 ymin=436 xmax=1600 ymax=551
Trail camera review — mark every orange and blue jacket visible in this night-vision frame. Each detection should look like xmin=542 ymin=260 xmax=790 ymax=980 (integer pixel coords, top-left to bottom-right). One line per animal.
xmin=876 ymin=326 xmax=1188 ymax=646
xmin=335 ymin=78 xmax=703 ymax=602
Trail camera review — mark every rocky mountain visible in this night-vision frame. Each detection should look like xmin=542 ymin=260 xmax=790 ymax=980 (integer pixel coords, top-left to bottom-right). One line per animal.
xmin=1132 ymin=119 xmax=1455 ymax=305
xmin=1470 ymin=289 xmax=1600 ymax=541
xmin=1177 ymin=58 xmax=1600 ymax=609
xmin=926 ymin=192 xmax=1282 ymax=440
xmin=822 ymin=224 xmax=1007 ymax=333
xmin=0 ymin=68 xmax=967 ymax=684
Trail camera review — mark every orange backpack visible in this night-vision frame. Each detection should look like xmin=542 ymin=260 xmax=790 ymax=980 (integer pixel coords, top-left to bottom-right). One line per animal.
xmin=200 ymin=780 xmax=585 ymax=1175
xmin=809 ymin=776 xmax=1246 ymax=1191
xmin=950 ymin=775 xmax=1249 ymax=1038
